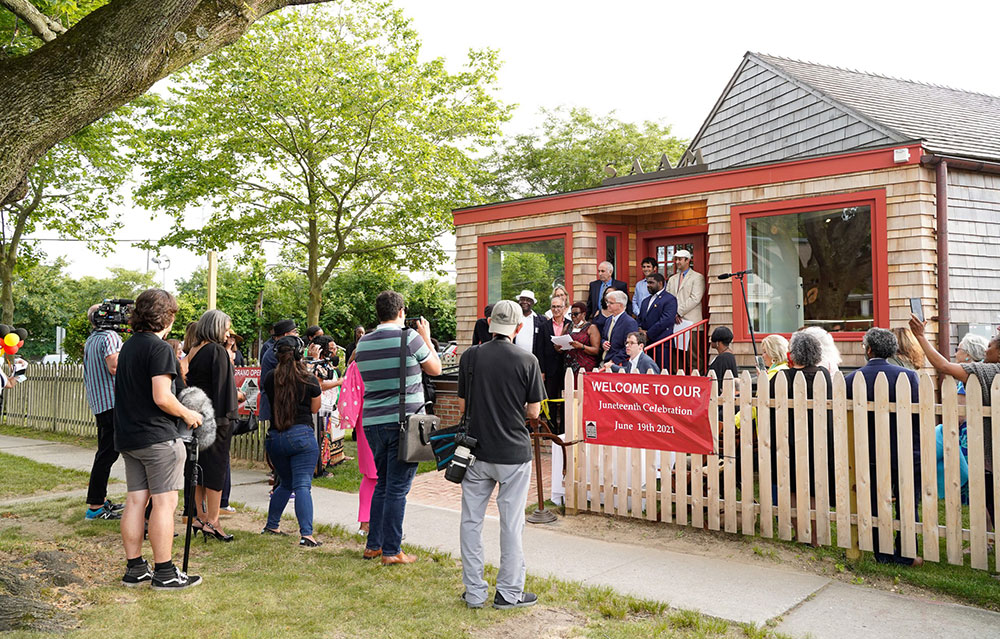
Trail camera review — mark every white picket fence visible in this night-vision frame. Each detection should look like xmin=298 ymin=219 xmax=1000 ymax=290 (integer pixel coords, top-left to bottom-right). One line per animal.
xmin=563 ymin=367 xmax=999 ymax=571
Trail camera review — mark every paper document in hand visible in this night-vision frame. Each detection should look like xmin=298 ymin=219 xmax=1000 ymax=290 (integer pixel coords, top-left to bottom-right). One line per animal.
xmin=551 ymin=334 xmax=575 ymax=351
xmin=674 ymin=319 xmax=694 ymax=351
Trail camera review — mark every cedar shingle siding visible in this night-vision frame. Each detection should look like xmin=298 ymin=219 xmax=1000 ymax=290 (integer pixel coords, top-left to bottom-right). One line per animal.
xmin=692 ymin=56 xmax=898 ymax=170
xmin=947 ymin=169 xmax=1000 ymax=346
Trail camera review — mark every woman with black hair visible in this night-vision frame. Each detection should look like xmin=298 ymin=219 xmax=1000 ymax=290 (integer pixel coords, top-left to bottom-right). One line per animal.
xmin=261 ymin=335 xmax=323 ymax=546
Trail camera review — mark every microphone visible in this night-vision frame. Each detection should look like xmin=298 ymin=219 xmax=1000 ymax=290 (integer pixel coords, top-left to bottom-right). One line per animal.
xmin=718 ymin=269 xmax=752 ymax=280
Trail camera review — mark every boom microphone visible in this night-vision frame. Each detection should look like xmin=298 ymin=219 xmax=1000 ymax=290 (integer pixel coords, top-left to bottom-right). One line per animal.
xmin=718 ymin=269 xmax=752 ymax=280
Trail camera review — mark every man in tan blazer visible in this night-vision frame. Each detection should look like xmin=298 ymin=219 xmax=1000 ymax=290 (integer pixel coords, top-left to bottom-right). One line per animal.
xmin=665 ymin=249 xmax=705 ymax=324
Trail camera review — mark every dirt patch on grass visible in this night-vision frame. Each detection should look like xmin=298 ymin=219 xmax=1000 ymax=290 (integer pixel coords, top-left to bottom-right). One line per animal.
xmin=477 ymin=607 xmax=587 ymax=639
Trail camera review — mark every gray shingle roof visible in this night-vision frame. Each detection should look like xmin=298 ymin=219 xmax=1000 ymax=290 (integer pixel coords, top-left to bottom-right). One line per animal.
xmin=753 ymin=53 xmax=1000 ymax=163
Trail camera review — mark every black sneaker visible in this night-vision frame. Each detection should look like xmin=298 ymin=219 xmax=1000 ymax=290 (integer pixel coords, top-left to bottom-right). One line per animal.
xmin=151 ymin=566 xmax=202 ymax=591
xmin=121 ymin=560 xmax=152 ymax=587
xmin=461 ymin=592 xmax=484 ymax=609
xmin=493 ymin=591 xmax=538 ymax=609
xmin=104 ymin=499 xmax=125 ymax=513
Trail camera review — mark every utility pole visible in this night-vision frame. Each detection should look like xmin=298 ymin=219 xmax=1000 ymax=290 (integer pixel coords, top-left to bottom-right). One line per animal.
xmin=207 ymin=251 xmax=218 ymax=310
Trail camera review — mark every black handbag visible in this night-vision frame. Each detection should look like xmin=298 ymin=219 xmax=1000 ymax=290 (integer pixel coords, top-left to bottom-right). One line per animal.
xmin=232 ymin=412 xmax=259 ymax=436
xmin=396 ymin=328 xmax=439 ymax=463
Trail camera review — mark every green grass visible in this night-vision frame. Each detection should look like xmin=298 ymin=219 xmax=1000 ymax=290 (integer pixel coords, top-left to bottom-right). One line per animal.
xmin=760 ymin=502 xmax=1000 ymax=611
xmin=0 ymin=422 xmax=97 ymax=448
xmin=311 ymin=434 xmax=436 ymax=493
xmin=0 ymin=496 xmax=758 ymax=639
xmin=0 ymin=451 xmax=94 ymax=498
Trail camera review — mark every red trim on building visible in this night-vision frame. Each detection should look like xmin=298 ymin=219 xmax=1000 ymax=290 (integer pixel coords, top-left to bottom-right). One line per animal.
xmin=729 ymin=189 xmax=889 ymax=343
xmin=453 ymin=144 xmax=923 ymax=226
xmin=476 ymin=226 xmax=575 ymax=313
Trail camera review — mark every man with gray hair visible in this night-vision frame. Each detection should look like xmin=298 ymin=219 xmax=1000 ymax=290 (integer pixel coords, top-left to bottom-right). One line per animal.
xmin=600 ymin=290 xmax=638 ymax=366
xmin=845 ymin=327 xmax=921 ymax=566
xmin=587 ymin=260 xmax=628 ymax=320
xmin=457 ymin=299 xmax=544 ymax=609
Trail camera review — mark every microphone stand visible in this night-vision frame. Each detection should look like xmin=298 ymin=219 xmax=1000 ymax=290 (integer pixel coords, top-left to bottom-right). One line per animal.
xmin=732 ymin=272 xmax=763 ymax=370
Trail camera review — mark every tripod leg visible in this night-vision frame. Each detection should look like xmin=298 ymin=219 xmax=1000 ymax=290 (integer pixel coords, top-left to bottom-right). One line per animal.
xmin=182 ymin=445 xmax=198 ymax=574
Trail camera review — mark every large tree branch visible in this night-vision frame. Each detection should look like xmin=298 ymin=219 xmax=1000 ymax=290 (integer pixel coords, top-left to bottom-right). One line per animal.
xmin=0 ymin=0 xmax=335 ymax=207
xmin=0 ymin=0 xmax=67 ymax=42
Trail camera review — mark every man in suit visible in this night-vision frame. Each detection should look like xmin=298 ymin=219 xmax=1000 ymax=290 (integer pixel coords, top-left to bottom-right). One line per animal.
xmin=587 ymin=261 xmax=628 ymax=320
xmin=600 ymin=290 xmax=638 ymax=366
xmin=536 ymin=296 xmax=573 ymax=433
xmin=639 ymin=273 xmax=678 ymax=368
xmin=845 ymin=327 xmax=922 ymax=567
xmin=604 ymin=331 xmax=661 ymax=374
xmin=665 ymin=249 xmax=705 ymax=324
xmin=513 ymin=290 xmax=544 ymax=360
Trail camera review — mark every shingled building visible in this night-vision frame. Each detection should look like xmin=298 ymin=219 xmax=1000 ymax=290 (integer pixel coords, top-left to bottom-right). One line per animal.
xmin=453 ymin=52 xmax=1000 ymax=367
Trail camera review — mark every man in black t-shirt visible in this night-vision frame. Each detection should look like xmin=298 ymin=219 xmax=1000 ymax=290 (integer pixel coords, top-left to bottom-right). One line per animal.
xmin=457 ymin=300 xmax=543 ymax=610
xmin=114 ymin=289 xmax=204 ymax=591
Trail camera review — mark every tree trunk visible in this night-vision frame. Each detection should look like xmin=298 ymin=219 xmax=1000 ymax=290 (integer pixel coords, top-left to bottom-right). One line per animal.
xmin=307 ymin=216 xmax=322 ymax=327
xmin=0 ymin=257 xmax=14 ymax=326
xmin=0 ymin=0 xmax=332 ymax=207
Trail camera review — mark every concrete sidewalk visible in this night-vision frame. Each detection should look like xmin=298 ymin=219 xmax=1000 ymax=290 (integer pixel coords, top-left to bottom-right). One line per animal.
xmin=2 ymin=433 xmax=998 ymax=638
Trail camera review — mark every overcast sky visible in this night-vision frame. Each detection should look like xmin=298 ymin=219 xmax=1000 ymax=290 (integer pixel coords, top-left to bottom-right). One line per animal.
xmin=33 ymin=0 xmax=1000 ymax=289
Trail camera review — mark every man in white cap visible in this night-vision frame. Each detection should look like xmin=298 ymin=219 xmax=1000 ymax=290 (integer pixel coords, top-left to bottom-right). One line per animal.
xmin=512 ymin=290 xmax=543 ymax=359
xmin=665 ymin=249 xmax=705 ymax=324
xmin=457 ymin=299 xmax=543 ymax=609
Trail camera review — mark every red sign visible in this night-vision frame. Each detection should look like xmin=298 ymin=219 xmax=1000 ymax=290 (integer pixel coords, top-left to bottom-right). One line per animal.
xmin=581 ymin=372 xmax=714 ymax=454
xmin=234 ymin=366 xmax=261 ymax=416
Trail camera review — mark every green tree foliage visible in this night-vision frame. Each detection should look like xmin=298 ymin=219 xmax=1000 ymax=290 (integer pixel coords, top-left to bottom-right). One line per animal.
xmin=15 ymin=261 xmax=155 ymax=361
xmin=485 ymin=106 xmax=688 ymax=200
xmin=136 ymin=2 xmax=509 ymax=325
xmin=171 ymin=260 xmax=265 ymax=345
xmin=498 ymin=252 xmax=561 ymax=306
xmin=0 ymin=1 xmax=106 ymax=58
xmin=0 ymin=110 xmax=135 ymax=324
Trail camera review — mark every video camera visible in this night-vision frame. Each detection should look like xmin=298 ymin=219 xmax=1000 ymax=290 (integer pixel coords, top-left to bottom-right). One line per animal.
xmin=444 ymin=432 xmax=478 ymax=484
xmin=92 ymin=298 xmax=134 ymax=333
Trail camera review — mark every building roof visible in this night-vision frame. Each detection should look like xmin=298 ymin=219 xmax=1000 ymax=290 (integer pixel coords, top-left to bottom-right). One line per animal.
xmin=689 ymin=52 xmax=1000 ymax=169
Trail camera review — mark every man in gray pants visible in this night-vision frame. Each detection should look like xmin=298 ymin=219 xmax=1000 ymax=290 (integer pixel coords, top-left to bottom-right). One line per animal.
xmin=457 ymin=299 xmax=544 ymax=609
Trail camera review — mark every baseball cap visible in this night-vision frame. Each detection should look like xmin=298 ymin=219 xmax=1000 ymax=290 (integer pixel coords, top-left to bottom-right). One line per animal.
xmin=489 ymin=300 xmax=523 ymax=336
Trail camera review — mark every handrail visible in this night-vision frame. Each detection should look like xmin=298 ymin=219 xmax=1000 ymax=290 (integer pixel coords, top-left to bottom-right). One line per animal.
xmin=643 ymin=318 xmax=709 ymax=353
xmin=642 ymin=318 xmax=709 ymax=374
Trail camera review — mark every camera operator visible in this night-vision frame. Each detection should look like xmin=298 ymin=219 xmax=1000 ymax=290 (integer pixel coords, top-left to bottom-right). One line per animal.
xmin=308 ymin=335 xmax=346 ymax=472
xmin=457 ymin=299 xmax=543 ymax=610
xmin=83 ymin=304 xmax=125 ymax=520
xmin=114 ymin=289 xmax=204 ymax=591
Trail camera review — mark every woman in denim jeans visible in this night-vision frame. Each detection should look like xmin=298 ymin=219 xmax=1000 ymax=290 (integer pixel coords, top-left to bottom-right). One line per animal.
xmin=260 ymin=336 xmax=323 ymax=547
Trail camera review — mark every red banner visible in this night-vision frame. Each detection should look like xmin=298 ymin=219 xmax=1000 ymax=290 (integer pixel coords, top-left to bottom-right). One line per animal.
xmin=581 ymin=372 xmax=714 ymax=454
xmin=234 ymin=366 xmax=261 ymax=416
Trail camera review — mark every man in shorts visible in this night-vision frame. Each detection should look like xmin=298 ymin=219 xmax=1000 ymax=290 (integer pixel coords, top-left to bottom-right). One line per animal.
xmin=114 ymin=289 xmax=204 ymax=590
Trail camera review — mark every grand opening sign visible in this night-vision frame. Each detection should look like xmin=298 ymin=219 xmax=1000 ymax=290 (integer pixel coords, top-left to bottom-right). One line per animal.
xmin=581 ymin=372 xmax=714 ymax=454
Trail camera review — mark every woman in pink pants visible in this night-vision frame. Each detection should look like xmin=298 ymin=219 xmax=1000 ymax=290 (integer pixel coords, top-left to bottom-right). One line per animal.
xmin=338 ymin=363 xmax=376 ymax=534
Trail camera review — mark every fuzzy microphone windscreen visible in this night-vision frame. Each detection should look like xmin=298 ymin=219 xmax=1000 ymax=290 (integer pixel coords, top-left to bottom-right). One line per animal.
xmin=178 ymin=386 xmax=217 ymax=451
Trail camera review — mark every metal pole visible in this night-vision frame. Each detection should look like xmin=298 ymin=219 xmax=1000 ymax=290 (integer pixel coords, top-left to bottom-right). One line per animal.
xmin=526 ymin=418 xmax=557 ymax=524
xmin=736 ymin=273 xmax=761 ymax=367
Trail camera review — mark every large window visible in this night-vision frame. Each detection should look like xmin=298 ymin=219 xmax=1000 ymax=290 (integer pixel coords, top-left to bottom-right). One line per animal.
xmin=732 ymin=191 xmax=887 ymax=338
xmin=485 ymin=237 xmax=566 ymax=304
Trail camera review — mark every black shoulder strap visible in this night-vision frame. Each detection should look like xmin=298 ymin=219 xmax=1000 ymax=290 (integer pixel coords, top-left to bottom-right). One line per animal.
xmin=460 ymin=345 xmax=479 ymax=430
xmin=398 ymin=328 xmax=408 ymax=426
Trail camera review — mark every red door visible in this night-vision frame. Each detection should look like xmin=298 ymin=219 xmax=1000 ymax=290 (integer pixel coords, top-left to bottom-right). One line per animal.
xmin=639 ymin=228 xmax=709 ymax=373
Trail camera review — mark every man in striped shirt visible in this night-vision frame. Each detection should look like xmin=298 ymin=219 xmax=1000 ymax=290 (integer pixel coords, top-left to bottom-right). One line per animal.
xmin=83 ymin=305 xmax=125 ymax=520
xmin=355 ymin=290 xmax=441 ymax=565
